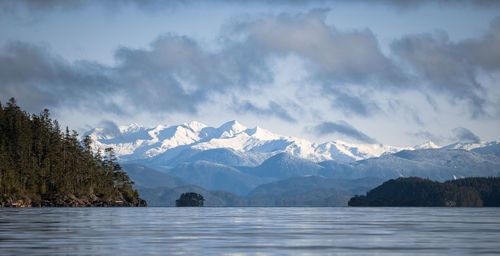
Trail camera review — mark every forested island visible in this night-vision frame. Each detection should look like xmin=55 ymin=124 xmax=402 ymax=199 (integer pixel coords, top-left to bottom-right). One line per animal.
xmin=348 ymin=177 xmax=500 ymax=207
xmin=176 ymin=192 xmax=205 ymax=207
xmin=0 ymin=98 xmax=146 ymax=207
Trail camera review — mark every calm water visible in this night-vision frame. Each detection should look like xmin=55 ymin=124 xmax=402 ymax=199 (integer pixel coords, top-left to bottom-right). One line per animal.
xmin=0 ymin=207 xmax=499 ymax=255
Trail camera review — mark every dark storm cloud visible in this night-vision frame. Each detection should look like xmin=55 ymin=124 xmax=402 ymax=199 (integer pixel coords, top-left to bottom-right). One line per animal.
xmin=452 ymin=127 xmax=481 ymax=143
xmin=233 ymin=100 xmax=297 ymax=123
xmin=312 ymin=121 xmax=376 ymax=143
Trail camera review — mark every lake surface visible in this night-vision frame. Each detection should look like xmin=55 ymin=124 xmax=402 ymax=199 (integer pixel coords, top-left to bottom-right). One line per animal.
xmin=0 ymin=207 xmax=499 ymax=255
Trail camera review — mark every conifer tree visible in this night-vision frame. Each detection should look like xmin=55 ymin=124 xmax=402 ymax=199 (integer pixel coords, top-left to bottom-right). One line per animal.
xmin=0 ymin=98 xmax=145 ymax=206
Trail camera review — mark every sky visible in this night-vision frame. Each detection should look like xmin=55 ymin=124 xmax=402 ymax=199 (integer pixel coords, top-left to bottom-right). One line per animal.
xmin=0 ymin=0 xmax=499 ymax=147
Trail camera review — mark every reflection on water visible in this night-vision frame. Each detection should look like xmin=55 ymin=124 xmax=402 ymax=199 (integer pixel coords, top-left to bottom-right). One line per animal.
xmin=0 ymin=207 xmax=499 ymax=255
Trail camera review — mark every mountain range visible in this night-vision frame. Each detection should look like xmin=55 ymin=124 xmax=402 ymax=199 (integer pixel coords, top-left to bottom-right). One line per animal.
xmin=85 ymin=120 xmax=414 ymax=165
xmin=87 ymin=121 xmax=500 ymax=205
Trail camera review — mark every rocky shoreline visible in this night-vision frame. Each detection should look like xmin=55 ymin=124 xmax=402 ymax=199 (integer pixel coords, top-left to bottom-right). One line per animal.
xmin=0 ymin=195 xmax=147 ymax=208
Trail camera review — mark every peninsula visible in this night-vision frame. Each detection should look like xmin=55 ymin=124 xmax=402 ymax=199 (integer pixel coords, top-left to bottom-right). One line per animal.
xmin=0 ymin=98 xmax=146 ymax=207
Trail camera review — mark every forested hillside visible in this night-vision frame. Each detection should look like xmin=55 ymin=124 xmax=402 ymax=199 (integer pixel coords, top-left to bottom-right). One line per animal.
xmin=349 ymin=177 xmax=500 ymax=207
xmin=0 ymin=98 xmax=145 ymax=207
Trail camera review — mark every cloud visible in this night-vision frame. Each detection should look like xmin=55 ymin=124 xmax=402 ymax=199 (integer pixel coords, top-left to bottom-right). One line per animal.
xmin=327 ymin=88 xmax=380 ymax=117
xmin=0 ymin=0 xmax=181 ymax=13
xmin=391 ymin=17 xmax=500 ymax=118
xmin=2 ymin=9 xmax=500 ymax=126
xmin=359 ymin=0 xmax=500 ymax=8
xmin=0 ymin=10 xmax=401 ymax=118
xmin=233 ymin=100 xmax=297 ymax=123
xmin=114 ymin=34 xmax=271 ymax=112
xmin=411 ymin=131 xmax=444 ymax=144
xmin=98 ymin=120 xmax=122 ymax=138
xmin=2 ymin=0 xmax=500 ymax=14
xmin=230 ymin=9 xmax=405 ymax=117
xmin=0 ymin=34 xmax=272 ymax=114
xmin=460 ymin=17 xmax=500 ymax=72
xmin=233 ymin=9 xmax=404 ymax=87
xmin=312 ymin=120 xmax=376 ymax=143
xmin=0 ymin=41 xmax=118 ymax=113
xmin=452 ymin=127 xmax=481 ymax=143
xmin=387 ymin=99 xmax=424 ymax=126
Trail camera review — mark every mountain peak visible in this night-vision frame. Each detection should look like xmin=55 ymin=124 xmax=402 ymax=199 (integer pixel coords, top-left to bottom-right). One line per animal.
xmin=86 ymin=120 xmax=435 ymax=163
xmin=218 ymin=120 xmax=247 ymax=137
xmin=245 ymin=126 xmax=279 ymax=140
xmin=119 ymin=123 xmax=144 ymax=133
xmin=414 ymin=141 xmax=439 ymax=149
xmin=184 ymin=121 xmax=207 ymax=131
xmin=444 ymin=141 xmax=484 ymax=150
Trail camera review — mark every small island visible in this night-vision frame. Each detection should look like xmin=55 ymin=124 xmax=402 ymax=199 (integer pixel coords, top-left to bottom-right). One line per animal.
xmin=176 ymin=192 xmax=205 ymax=207
xmin=348 ymin=177 xmax=500 ymax=207
xmin=0 ymin=98 xmax=146 ymax=207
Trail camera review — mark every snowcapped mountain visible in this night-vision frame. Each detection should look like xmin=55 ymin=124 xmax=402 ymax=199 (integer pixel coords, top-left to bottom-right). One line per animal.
xmin=320 ymin=148 xmax=500 ymax=181
xmin=413 ymin=141 xmax=440 ymax=150
xmin=442 ymin=140 xmax=500 ymax=158
xmin=85 ymin=120 xmax=409 ymax=164
xmin=444 ymin=140 xmax=499 ymax=150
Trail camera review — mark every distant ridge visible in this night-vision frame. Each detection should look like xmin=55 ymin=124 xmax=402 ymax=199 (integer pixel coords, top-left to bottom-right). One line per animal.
xmin=85 ymin=120 xmax=414 ymax=164
xmin=86 ymin=121 xmax=500 ymax=170
xmin=122 ymin=147 xmax=500 ymax=197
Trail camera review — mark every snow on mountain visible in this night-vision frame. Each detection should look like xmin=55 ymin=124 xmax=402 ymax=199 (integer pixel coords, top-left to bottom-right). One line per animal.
xmin=248 ymin=152 xmax=324 ymax=179
xmin=85 ymin=120 xmax=411 ymax=164
xmin=85 ymin=120 xmax=497 ymax=166
xmin=314 ymin=141 xmax=409 ymax=162
xmin=413 ymin=141 xmax=439 ymax=150
xmin=470 ymin=141 xmax=500 ymax=157
xmin=316 ymin=148 xmax=500 ymax=182
xmin=444 ymin=140 xmax=500 ymax=151
xmin=443 ymin=140 xmax=500 ymax=158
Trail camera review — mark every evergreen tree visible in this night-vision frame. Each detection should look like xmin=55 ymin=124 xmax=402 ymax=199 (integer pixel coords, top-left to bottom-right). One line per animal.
xmin=0 ymin=98 xmax=145 ymax=207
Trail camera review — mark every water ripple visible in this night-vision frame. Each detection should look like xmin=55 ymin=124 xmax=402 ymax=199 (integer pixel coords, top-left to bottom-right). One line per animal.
xmin=0 ymin=207 xmax=499 ymax=255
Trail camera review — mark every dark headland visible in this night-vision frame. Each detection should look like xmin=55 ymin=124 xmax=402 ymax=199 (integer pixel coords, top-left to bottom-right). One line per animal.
xmin=0 ymin=98 xmax=146 ymax=207
xmin=348 ymin=177 xmax=500 ymax=207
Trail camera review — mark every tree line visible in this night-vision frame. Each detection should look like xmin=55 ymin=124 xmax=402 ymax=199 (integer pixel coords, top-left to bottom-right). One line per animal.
xmin=0 ymin=98 xmax=145 ymax=207
xmin=348 ymin=176 xmax=500 ymax=207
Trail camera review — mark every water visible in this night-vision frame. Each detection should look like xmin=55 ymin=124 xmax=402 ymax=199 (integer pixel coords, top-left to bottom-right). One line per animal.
xmin=0 ymin=207 xmax=499 ymax=255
